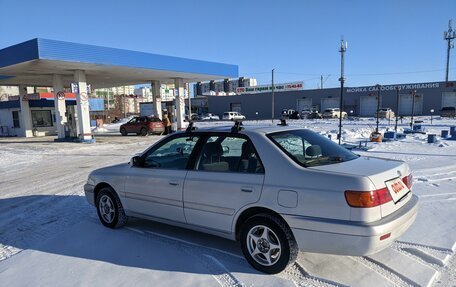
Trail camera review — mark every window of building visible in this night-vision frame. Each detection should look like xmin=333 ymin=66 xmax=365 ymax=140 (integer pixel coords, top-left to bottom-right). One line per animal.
xmin=12 ymin=111 xmax=20 ymax=128
xmin=31 ymin=110 xmax=53 ymax=127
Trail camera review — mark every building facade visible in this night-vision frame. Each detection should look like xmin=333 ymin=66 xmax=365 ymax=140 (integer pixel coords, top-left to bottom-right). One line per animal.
xmin=207 ymin=81 xmax=456 ymax=119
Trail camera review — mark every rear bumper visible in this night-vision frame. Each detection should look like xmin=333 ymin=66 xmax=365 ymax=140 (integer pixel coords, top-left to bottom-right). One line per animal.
xmin=283 ymin=194 xmax=419 ymax=256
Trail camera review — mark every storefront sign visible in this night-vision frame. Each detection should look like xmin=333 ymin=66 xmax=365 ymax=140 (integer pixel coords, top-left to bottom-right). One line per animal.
xmin=346 ymin=82 xmax=440 ymax=93
xmin=236 ymin=82 xmax=304 ymax=94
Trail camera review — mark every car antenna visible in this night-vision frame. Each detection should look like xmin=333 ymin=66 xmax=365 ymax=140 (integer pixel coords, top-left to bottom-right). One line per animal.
xmin=186 ymin=121 xmax=197 ymax=132
xmin=277 ymin=118 xmax=287 ymax=126
xmin=231 ymin=120 xmax=244 ymax=133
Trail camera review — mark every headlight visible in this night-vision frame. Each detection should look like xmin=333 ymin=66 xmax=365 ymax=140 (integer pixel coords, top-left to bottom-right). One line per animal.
xmin=87 ymin=176 xmax=96 ymax=186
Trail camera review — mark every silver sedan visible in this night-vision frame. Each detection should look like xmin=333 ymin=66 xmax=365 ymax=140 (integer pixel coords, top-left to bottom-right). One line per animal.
xmin=84 ymin=124 xmax=418 ymax=274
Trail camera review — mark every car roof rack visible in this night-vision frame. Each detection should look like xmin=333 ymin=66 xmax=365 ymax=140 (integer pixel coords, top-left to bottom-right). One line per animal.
xmin=231 ymin=120 xmax=244 ymax=133
xmin=277 ymin=118 xmax=287 ymax=126
xmin=186 ymin=121 xmax=198 ymax=132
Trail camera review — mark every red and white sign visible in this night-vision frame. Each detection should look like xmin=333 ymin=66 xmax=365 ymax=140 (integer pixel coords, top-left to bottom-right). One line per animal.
xmin=385 ymin=177 xmax=410 ymax=203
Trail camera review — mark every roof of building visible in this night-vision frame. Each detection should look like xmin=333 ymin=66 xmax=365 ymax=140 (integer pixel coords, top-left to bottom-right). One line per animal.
xmin=0 ymin=38 xmax=238 ymax=87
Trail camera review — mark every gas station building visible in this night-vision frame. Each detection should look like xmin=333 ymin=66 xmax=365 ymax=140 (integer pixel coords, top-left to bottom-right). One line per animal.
xmin=0 ymin=38 xmax=238 ymax=140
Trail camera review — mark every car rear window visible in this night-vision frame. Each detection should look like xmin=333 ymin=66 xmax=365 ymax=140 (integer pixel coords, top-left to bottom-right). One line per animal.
xmin=268 ymin=129 xmax=359 ymax=167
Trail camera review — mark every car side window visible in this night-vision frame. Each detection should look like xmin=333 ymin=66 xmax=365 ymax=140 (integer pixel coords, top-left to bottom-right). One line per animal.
xmin=196 ymin=135 xmax=264 ymax=173
xmin=143 ymin=136 xmax=199 ymax=169
xmin=129 ymin=117 xmax=138 ymax=124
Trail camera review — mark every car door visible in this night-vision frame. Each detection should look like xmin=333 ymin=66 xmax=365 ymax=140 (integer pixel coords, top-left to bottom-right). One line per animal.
xmin=124 ymin=117 xmax=139 ymax=133
xmin=124 ymin=134 xmax=200 ymax=223
xmin=184 ymin=134 xmax=265 ymax=233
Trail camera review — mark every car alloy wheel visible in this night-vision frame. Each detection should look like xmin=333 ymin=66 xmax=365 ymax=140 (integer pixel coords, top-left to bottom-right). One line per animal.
xmin=95 ymin=187 xmax=128 ymax=228
xmin=246 ymin=225 xmax=281 ymax=266
xmin=140 ymin=128 xmax=148 ymax=136
xmin=240 ymin=214 xmax=298 ymax=274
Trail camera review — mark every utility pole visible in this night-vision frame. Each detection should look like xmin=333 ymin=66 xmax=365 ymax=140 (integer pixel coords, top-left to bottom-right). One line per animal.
xmin=375 ymin=84 xmax=381 ymax=133
xmin=395 ymin=86 xmax=400 ymax=132
xmin=410 ymin=89 xmax=416 ymax=128
xmin=444 ymin=19 xmax=455 ymax=82
xmin=271 ymin=68 xmax=275 ymax=123
xmin=338 ymin=39 xmax=347 ymax=145
xmin=320 ymin=75 xmax=323 ymax=89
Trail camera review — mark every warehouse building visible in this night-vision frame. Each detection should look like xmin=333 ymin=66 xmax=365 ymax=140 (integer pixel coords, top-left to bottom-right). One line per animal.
xmin=206 ymin=81 xmax=456 ymax=119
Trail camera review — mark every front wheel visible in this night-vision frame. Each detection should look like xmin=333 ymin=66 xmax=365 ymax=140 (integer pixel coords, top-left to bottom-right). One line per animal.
xmin=120 ymin=128 xmax=127 ymax=136
xmin=96 ymin=187 xmax=128 ymax=229
xmin=240 ymin=214 xmax=298 ymax=274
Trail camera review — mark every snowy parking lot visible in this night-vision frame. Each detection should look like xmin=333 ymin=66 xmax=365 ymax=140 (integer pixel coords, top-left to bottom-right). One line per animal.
xmin=1 ymin=117 xmax=455 ymax=287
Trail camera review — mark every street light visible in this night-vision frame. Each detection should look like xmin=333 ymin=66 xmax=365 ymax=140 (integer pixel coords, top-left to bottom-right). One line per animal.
xmin=338 ymin=39 xmax=347 ymax=145
xmin=410 ymin=89 xmax=416 ymax=128
xmin=430 ymin=109 xmax=434 ymax=124
xmin=375 ymin=84 xmax=381 ymax=133
xmin=395 ymin=86 xmax=401 ymax=132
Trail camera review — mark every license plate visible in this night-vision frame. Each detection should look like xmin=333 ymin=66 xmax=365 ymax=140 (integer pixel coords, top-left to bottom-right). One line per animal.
xmin=385 ymin=177 xmax=410 ymax=203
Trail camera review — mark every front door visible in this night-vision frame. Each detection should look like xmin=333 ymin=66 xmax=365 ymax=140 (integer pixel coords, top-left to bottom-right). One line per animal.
xmin=124 ymin=134 xmax=200 ymax=223
xmin=184 ymin=135 xmax=265 ymax=233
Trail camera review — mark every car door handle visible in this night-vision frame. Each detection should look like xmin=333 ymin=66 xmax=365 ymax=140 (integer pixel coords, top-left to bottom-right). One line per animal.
xmin=241 ymin=188 xmax=253 ymax=193
xmin=169 ymin=181 xmax=180 ymax=186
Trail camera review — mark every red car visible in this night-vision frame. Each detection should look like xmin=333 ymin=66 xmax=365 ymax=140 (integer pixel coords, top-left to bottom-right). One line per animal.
xmin=120 ymin=116 xmax=165 ymax=136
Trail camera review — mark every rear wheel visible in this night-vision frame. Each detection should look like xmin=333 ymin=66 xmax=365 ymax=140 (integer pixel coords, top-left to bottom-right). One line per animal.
xmin=240 ymin=214 xmax=298 ymax=274
xmin=140 ymin=128 xmax=148 ymax=136
xmin=120 ymin=128 xmax=127 ymax=136
xmin=96 ymin=187 xmax=128 ymax=229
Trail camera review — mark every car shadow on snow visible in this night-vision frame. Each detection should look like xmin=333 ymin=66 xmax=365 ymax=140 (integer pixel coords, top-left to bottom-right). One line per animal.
xmin=0 ymin=195 xmax=259 ymax=276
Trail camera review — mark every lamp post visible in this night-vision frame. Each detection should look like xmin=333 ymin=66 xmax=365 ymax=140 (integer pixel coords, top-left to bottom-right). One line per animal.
xmin=410 ymin=89 xmax=416 ymax=128
xmin=375 ymin=84 xmax=381 ymax=133
xmin=271 ymin=68 xmax=275 ymax=123
xmin=395 ymin=86 xmax=400 ymax=132
xmin=430 ymin=109 xmax=434 ymax=124
xmin=444 ymin=19 xmax=455 ymax=82
xmin=338 ymin=39 xmax=347 ymax=145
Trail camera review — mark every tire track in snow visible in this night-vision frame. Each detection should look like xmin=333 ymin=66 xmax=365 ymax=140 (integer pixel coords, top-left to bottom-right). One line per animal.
xmin=350 ymin=256 xmax=419 ymax=287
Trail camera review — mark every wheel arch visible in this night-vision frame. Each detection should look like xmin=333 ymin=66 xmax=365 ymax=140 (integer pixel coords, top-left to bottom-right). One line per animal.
xmin=234 ymin=206 xmax=289 ymax=241
xmin=94 ymin=182 xmax=119 ymax=203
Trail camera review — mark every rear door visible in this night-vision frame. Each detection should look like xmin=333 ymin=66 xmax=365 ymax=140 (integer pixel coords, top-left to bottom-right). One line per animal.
xmin=184 ymin=134 xmax=264 ymax=233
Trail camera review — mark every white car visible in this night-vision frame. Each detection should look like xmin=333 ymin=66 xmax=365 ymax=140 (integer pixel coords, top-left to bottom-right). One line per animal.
xmin=85 ymin=124 xmax=418 ymax=274
xmin=223 ymin=111 xmax=246 ymax=121
xmin=200 ymin=113 xmax=220 ymax=121
xmin=375 ymin=108 xmax=395 ymax=118
xmin=322 ymin=108 xmax=348 ymax=119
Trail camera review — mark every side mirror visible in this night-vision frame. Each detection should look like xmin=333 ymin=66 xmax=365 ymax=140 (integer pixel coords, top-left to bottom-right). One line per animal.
xmin=130 ymin=156 xmax=143 ymax=167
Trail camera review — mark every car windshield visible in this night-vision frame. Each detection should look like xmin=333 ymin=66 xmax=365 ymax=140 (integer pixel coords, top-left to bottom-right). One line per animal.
xmin=268 ymin=129 xmax=359 ymax=167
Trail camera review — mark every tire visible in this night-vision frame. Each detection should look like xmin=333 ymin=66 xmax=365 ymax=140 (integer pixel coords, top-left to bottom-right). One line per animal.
xmin=120 ymin=128 xmax=127 ymax=136
xmin=140 ymin=128 xmax=148 ymax=136
xmin=95 ymin=187 xmax=128 ymax=229
xmin=240 ymin=213 xmax=298 ymax=274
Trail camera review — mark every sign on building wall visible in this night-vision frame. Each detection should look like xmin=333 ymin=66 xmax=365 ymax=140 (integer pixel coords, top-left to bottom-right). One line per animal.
xmin=236 ymin=82 xmax=304 ymax=94
xmin=346 ymin=82 xmax=440 ymax=93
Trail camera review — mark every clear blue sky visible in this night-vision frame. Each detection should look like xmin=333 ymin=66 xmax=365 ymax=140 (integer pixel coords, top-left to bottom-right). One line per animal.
xmin=1 ymin=0 xmax=455 ymax=89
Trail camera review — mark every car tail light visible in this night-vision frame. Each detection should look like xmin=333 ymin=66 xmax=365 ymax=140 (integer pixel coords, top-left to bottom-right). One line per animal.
xmin=344 ymin=188 xmax=393 ymax=208
xmin=402 ymin=174 xmax=413 ymax=189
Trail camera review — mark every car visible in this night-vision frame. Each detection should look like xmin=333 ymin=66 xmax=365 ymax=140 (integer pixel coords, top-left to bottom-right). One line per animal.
xmin=440 ymin=106 xmax=456 ymax=118
xmin=85 ymin=124 xmax=418 ymax=274
xmin=375 ymin=108 xmax=395 ymax=118
xmin=223 ymin=111 xmax=246 ymax=121
xmin=119 ymin=116 xmax=165 ymax=136
xmin=281 ymin=109 xmax=301 ymax=119
xmin=322 ymin=108 xmax=348 ymax=119
xmin=301 ymin=109 xmax=322 ymax=119
xmin=200 ymin=113 xmax=220 ymax=121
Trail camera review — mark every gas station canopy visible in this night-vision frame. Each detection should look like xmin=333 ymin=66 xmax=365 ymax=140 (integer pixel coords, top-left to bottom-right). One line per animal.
xmin=0 ymin=38 xmax=239 ymax=87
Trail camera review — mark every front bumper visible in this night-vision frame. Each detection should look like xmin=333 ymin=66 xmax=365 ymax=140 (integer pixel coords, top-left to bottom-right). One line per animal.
xmin=283 ymin=194 xmax=419 ymax=256
xmin=84 ymin=183 xmax=95 ymax=206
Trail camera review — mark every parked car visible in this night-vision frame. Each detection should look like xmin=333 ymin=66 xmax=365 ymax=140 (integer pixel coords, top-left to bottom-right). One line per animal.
xmin=301 ymin=109 xmax=322 ymax=119
xmin=200 ymin=113 xmax=220 ymax=121
xmin=85 ymin=124 xmax=418 ymax=274
xmin=282 ymin=109 xmax=300 ymax=119
xmin=119 ymin=116 xmax=164 ymax=136
xmin=375 ymin=108 xmax=395 ymax=118
xmin=322 ymin=108 xmax=348 ymax=119
xmin=223 ymin=111 xmax=246 ymax=121
xmin=440 ymin=106 xmax=456 ymax=118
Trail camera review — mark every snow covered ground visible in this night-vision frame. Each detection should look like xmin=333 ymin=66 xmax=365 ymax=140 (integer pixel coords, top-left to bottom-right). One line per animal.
xmin=0 ymin=116 xmax=455 ymax=287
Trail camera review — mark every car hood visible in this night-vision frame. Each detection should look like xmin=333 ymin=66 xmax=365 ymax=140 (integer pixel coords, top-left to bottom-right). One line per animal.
xmin=90 ymin=163 xmax=130 ymax=177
